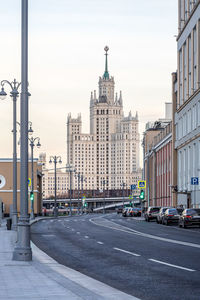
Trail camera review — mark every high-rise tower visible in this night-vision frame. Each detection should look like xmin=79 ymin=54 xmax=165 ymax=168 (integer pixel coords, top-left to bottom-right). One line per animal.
xmin=67 ymin=47 xmax=141 ymax=192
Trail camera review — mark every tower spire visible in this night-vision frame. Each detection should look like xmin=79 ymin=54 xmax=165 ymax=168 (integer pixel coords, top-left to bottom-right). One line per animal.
xmin=103 ymin=46 xmax=109 ymax=79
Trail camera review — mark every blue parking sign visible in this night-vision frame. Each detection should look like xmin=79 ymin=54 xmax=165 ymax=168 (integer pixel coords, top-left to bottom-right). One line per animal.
xmin=131 ymin=184 xmax=136 ymax=190
xmin=191 ymin=177 xmax=199 ymax=185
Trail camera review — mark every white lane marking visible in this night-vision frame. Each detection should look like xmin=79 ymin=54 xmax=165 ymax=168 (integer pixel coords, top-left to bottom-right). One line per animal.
xmin=77 ymin=232 xmax=80 ymax=234
xmin=41 ymin=234 xmax=55 ymax=238
xmin=84 ymin=235 xmax=89 ymax=239
xmin=97 ymin=241 xmax=104 ymax=245
xmin=58 ymin=220 xmax=61 ymax=222
xmin=149 ymin=259 xmax=196 ymax=272
xmin=89 ymin=217 xmax=200 ymax=249
xmin=71 ymin=228 xmax=75 ymax=231
xmin=50 ymin=220 xmax=54 ymax=222
xmin=114 ymin=247 xmax=141 ymax=257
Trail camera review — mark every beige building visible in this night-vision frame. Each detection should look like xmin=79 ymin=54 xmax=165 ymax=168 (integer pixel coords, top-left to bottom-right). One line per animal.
xmin=67 ymin=47 xmax=142 ymax=193
xmin=0 ymin=158 xmax=42 ymax=216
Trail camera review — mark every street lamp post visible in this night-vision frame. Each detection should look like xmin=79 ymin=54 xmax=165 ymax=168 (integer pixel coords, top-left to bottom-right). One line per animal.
xmin=121 ymin=182 xmax=126 ymax=208
xmin=75 ymin=172 xmax=81 ymax=215
xmin=102 ymin=179 xmax=107 ymax=214
xmin=13 ymin=0 xmax=32 ymax=261
xmin=49 ymin=156 xmax=62 ymax=217
xmin=29 ymin=135 xmax=41 ymax=220
xmin=0 ymin=79 xmax=21 ymax=231
xmin=66 ymin=165 xmax=76 ymax=216
xmin=80 ymin=175 xmax=85 ymax=215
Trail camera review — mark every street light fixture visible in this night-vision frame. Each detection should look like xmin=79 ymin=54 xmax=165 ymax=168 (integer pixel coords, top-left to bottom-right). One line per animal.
xmin=29 ymin=131 xmax=41 ymax=220
xmin=49 ymin=156 xmax=62 ymax=217
xmin=0 ymin=79 xmax=21 ymax=231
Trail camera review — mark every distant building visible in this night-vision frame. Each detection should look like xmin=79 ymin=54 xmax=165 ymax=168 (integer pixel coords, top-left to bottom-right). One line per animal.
xmin=39 ymin=153 xmax=69 ymax=199
xmin=67 ymin=47 xmax=142 ymax=193
xmin=143 ymin=103 xmax=172 ymax=207
xmin=0 ymin=158 xmax=42 ymax=216
xmin=174 ymin=0 xmax=200 ymax=208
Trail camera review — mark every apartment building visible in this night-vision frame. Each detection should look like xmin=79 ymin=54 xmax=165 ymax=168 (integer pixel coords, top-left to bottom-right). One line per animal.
xmin=67 ymin=47 xmax=142 ymax=193
xmin=143 ymin=104 xmax=172 ymax=207
xmin=175 ymin=0 xmax=200 ymax=208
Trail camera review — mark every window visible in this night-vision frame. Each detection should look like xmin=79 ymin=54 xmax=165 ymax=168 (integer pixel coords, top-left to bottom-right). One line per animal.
xmin=179 ymin=49 xmax=183 ymax=105
xmin=183 ymin=42 xmax=187 ymax=102
xmin=188 ymin=35 xmax=192 ymax=97
xmin=193 ymin=27 xmax=197 ymax=91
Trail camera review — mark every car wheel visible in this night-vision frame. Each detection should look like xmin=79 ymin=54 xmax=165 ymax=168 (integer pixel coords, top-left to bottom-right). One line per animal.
xmin=156 ymin=219 xmax=159 ymax=224
xmin=178 ymin=221 xmax=182 ymax=228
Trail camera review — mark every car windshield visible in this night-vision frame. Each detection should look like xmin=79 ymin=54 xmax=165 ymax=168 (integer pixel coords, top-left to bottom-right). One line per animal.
xmin=162 ymin=207 xmax=169 ymax=213
xmin=186 ymin=209 xmax=200 ymax=216
xmin=150 ymin=208 xmax=160 ymax=212
xmin=168 ymin=209 xmax=177 ymax=215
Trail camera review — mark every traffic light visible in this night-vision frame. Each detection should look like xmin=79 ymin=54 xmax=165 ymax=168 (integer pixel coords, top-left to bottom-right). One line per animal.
xmin=84 ymin=202 xmax=88 ymax=208
xmin=30 ymin=191 xmax=34 ymax=201
xmin=139 ymin=189 xmax=145 ymax=200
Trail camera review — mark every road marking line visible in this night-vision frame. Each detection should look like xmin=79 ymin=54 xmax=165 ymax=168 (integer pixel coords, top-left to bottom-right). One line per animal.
xmin=41 ymin=234 xmax=55 ymax=238
xmin=114 ymin=247 xmax=141 ymax=257
xmin=90 ymin=217 xmax=200 ymax=249
xmin=97 ymin=241 xmax=104 ymax=245
xmin=84 ymin=236 xmax=89 ymax=239
xmin=71 ymin=229 xmax=75 ymax=231
xmin=77 ymin=232 xmax=80 ymax=234
xmin=149 ymin=259 xmax=196 ymax=272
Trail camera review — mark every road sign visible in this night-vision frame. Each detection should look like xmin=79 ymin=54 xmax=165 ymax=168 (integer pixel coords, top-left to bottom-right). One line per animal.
xmin=28 ymin=178 xmax=31 ymax=187
xmin=138 ymin=180 xmax=146 ymax=189
xmin=129 ymin=195 xmax=133 ymax=200
xmin=131 ymin=184 xmax=136 ymax=190
xmin=191 ymin=177 xmax=199 ymax=185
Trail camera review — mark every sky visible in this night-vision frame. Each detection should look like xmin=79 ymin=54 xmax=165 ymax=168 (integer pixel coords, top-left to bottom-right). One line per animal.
xmin=0 ymin=0 xmax=178 ymax=168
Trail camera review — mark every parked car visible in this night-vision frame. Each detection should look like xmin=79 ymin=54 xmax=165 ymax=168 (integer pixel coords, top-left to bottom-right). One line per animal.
xmin=179 ymin=208 xmax=200 ymax=228
xmin=162 ymin=208 xmax=183 ymax=225
xmin=122 ymin=207 xmax=129 ymax=217
xmin=116 ymin=206 xmax=123 ymax=214
xmin=145 ymin=206 xmax=161 ymax=222
xmin=156 ymin=207 xmax=172 ymax=224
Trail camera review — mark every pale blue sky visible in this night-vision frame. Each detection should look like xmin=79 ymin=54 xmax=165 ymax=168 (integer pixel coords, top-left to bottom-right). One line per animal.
xmin=0 ymin=0 xmax=178 ymax=166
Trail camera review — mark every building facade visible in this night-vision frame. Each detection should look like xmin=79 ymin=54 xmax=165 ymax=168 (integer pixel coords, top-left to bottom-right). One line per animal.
xmin=0 ymin=159 xmax=42 ymax=216
xmin=143 ymin=104 xmax=172 ymax=207
xmin=175 ymin=0 xmax=200 ymax=208
xmin=67 ymin=47 xmax=142 ymax=193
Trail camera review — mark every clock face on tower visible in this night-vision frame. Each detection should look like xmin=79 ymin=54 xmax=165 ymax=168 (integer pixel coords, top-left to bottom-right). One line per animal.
xmin=0 ymin=175 xmax=6 ymax=189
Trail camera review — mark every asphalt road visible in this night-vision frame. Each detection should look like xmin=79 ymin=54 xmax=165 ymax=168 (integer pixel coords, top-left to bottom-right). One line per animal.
xmin=31 ymin=213 xmax=200 ymax=300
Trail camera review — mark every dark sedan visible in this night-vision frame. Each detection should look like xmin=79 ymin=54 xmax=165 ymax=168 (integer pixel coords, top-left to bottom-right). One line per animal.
xmin=179 ymin=208 xmax=200 ymax=228
xmin=162 ymin=208 xmax=183 ymax=225
xmin=156 ymin=207 xmax=172 ymax=224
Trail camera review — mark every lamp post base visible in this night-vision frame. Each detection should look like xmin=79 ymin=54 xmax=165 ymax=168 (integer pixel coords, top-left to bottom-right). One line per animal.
xmin=12 ymin=212 xmax=18 ymax=231
xmin=30 ymin=211 xmax=35 ymax=220
xmin=12 ymin=220 xmax=32 ymax=261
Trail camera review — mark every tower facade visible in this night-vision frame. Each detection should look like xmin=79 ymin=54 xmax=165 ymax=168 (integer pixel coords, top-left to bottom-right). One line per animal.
xmin=67 ymin=47 xmax=142 ymax=192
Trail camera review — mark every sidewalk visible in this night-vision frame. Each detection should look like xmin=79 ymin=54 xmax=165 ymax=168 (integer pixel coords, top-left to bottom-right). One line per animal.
xmin=0 ymin=218 xmax=139 ymax=300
